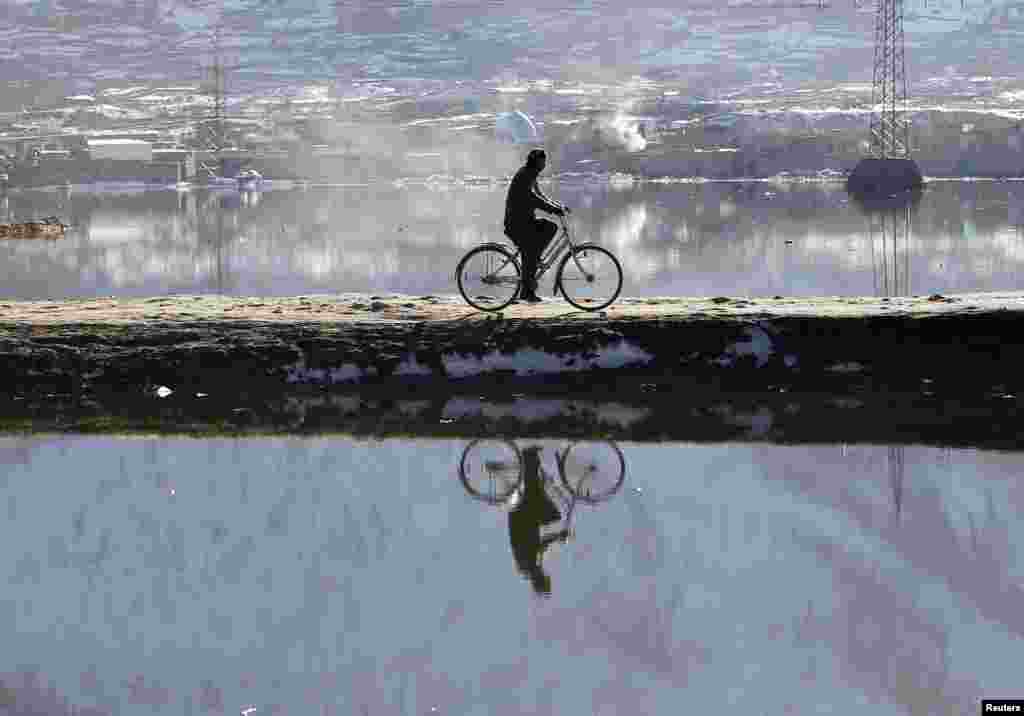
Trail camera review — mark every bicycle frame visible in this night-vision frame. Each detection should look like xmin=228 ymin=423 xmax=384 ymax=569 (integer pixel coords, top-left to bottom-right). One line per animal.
xmin=505 ymin=215 xmax=587 ymax=292
xmin=535 ymin=215 xmax=577 ymax=280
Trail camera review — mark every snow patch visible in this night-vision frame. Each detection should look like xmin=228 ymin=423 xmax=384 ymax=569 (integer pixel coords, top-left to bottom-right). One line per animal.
xmin=282 ymin=341 xmax=653 ymax=385
xmin=826 ymin=361 xmax=865 ymax=374
xmin=397 ymin=400 xmax=434 ymax=417
xmin=285 ymin=362 xmax=375 ymax=384
xmin=713 ymin=325 xmax=776 ymax=368
xmin=443 ymin=340 xmax=653 ymax=378
xmin=394 ymin=355 xmax=433 ymax=377
xmin=442 ymin=398 xmax=651 ymax=427
xmin=709 ymin=404 xmax=774 ymax=436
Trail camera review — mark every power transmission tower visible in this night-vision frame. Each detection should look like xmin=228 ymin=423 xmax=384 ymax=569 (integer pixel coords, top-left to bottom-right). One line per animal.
xmin=212 ymin=24 xmax=226 ymax=151
xmin=847 ymin=0 xmax=923 ymax=195
xmin=869 ymin=0 xmax=909 ymax=158
xmin=199 ymin=23 xmax=227 ymax=152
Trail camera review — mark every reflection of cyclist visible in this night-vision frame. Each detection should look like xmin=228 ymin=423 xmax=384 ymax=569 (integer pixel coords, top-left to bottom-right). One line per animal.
xmin=508 ymin=446 xmax=570 ymax=596
xmin=503 ymin=148 xmax=568 ymax=303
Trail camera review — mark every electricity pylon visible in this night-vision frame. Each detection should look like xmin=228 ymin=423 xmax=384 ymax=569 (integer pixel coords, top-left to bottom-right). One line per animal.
xmin=847 ymin=0 xmax=923 ymax=195
xmin=199 ymin=23 xmax=227 ymax=152
xmin=868 ymin=0 xmax=909 ymax=158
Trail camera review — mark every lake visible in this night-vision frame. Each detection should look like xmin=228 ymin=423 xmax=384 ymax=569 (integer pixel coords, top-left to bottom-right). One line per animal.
xmin=2 ymin=178 xmax=1023 ymax=300
xmin=0 ymin=433 xmax=1021 ymax=714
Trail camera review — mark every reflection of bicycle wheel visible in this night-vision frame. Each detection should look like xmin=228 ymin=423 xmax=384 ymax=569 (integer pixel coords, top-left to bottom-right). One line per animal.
xmin=559 ymin=441 xmax=625 ymax=503
xmin=459 ymin=439 xmax=523 ymax=504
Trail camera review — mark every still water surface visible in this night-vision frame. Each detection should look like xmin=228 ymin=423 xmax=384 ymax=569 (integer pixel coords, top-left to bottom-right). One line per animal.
xmin=3 ymin=179 xmax=1024 ymax=300
xmin=1 ymin=434 xmax=1022 ymax=714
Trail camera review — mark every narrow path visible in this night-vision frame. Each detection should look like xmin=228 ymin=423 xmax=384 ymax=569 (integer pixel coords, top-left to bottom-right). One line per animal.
xmin=2 ymin=291 xmax=1023 ymax=402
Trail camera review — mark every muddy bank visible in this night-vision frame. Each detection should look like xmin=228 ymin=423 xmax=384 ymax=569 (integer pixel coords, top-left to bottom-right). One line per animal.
xmin=2 ymin=291 xmax=1024 ymax=404
xmin=2 ymin=385 xmax=1023 ymax=449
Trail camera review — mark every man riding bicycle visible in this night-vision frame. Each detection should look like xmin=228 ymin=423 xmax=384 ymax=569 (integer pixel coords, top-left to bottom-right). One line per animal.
xmin=504 ymin=148 xmax=570 ymax=303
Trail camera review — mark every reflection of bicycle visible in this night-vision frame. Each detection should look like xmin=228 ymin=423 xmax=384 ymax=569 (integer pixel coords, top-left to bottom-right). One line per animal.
xmin=458 ymin=439 xmax=626 ymax=512
xmin=455 ymin=214 xmax=624 ymax=312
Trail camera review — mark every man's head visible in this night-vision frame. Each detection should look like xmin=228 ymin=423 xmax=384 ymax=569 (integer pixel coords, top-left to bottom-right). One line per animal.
xmin=525 ymin=148 xmax=547 ymax=173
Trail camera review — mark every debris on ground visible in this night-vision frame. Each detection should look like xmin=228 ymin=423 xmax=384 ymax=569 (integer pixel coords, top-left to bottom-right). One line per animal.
xmin=0 ymin=216 xmax=67 ymax=239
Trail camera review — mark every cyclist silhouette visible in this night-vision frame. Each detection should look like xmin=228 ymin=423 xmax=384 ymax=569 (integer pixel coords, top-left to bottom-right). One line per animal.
xmin=503 ymin=148 xmax=568 ymax=303
xmin=508 ymin=446 xmax=570 ymax=596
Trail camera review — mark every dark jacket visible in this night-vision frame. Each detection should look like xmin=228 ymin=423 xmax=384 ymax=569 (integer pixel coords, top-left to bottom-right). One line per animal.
xmin=504 ymin=165 xmax=563 ymax=236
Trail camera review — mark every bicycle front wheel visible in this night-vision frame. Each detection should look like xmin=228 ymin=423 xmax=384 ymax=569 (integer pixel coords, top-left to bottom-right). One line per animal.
xmin=456 ymin=245 xmax=521 ymax=312
xmin=556 ymin=243 xmax=623 ymax=311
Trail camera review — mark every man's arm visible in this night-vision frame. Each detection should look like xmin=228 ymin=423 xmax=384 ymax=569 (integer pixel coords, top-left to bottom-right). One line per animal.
xmin=531 ymin=179 xmax=564 ymax=215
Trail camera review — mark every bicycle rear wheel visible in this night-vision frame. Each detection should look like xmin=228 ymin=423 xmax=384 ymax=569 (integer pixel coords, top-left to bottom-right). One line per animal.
xmin=456 ymin=245 xmax=521 ymax=311
xmin=459 ymin=439 xmax=523 ymax=505
xmin=559 ymin=441 xmax=625 ymax=503
xmin=556 ymin=243 xmax=623 ymax=311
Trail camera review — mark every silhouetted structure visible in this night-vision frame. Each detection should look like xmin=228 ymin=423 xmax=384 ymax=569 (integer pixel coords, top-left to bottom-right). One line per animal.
xmin=848 ymin=0 xmax=923 ymax=196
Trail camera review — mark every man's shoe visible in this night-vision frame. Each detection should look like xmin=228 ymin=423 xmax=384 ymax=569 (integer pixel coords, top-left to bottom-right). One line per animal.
xmin=522 ymin=294 xmax=544 ymax=304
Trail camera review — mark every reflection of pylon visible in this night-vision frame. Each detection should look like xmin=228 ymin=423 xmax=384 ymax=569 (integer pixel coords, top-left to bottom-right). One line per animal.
xmin=868 ymin=203 xmax=913 ymax=297
xmin=888 ymin=446 xmax=905 ymax=522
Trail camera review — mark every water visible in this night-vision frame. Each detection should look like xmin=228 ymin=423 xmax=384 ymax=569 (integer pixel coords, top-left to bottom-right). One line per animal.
xmin=6 ymin=5 xmax=1024 ymax=715
xmin=0 ymin=433 xmax=1021 ymax=714
xmin=2 ymin=179 xmax=1023 ymax=300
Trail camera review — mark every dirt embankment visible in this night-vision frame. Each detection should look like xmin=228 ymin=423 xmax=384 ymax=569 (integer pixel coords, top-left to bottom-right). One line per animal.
xmin=3 ymin=291 xmax=1024 ymax=405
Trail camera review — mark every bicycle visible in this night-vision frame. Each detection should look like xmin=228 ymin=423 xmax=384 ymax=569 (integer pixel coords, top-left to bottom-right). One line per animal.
xmin=458 ymin=439 xmax=626 ymax=509
xmin=455 ymin=214 xmax=624 ymax=312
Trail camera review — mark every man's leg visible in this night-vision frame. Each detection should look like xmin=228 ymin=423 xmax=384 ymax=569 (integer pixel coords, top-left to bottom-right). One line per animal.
xmin=529 ymin=219 xmax=558 ymax=297
xmin=517 ymin=229 xmax=542 ymax=299
xmin=514 ymin=220 xmax=558 ymax=300
xmin=512 ymin=239 xmax=536 ymax=299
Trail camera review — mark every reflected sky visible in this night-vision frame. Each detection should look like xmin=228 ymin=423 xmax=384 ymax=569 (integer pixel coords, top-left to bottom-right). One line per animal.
xmin=3 ymin=180 xmax=1024 ymax=300
xmin=0 ymin=434 xmax=1022 ymax=714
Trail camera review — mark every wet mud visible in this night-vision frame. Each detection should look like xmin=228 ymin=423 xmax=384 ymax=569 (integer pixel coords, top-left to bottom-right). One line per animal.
xmin=2 ymin=384 xmax=1022 ymax=449
xmin=2 ymin=291 xmax=1023 ymax=446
